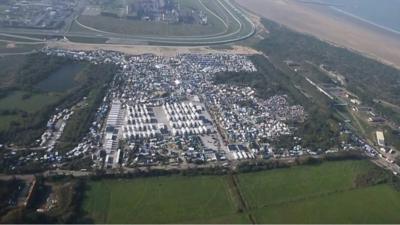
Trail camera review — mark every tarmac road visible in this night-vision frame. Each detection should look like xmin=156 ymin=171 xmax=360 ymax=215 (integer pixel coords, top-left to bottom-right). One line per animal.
xmin=0 ymin=0 xmax=255 ymax=46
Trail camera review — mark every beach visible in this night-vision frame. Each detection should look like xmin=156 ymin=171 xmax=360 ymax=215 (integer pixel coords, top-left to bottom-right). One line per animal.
xmin=236 ymin=0 xmax=400 ymax=68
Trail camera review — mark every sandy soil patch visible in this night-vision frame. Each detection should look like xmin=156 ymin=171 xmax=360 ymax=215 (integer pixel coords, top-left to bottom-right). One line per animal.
xmin=46 ymin=41 xmax=261 ymax=56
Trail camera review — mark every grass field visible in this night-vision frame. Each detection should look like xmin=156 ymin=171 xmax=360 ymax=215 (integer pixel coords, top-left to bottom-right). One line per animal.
xmin=0 ymin=91 xmax=61 ymax=131
xmin=66 ymin=36 xmax=109 ymax=44
xmin=0 ymin=61 xmax=86 ymax=132
xmin=74 ymin=14 xmax=223 ymax=37
xmin=237 ymin=160 xmax=373 ymax=209
xmin=0 ymin=55 xmax=27 ymax=88
xmin=237 ymin=160 xmax=400 ymax=223
xmin=0 ymin=115 xmax=20 ymax=131
xmin=252 ymin=184 xmax=400 ymax=224
xmin=73 ymin=0 xmax=228 ymax=37
xmin=83 ymin=176 xmax=249 ymax=224
xmin=0 ymin=91 xmax=61 ymax=113
xmin=82 ymin=160 xmax=400 ymax=224
xmin=0 ymin=54 xmax=91 ymax=138
xmin=0 ymin=35 xmax=40 ymax=43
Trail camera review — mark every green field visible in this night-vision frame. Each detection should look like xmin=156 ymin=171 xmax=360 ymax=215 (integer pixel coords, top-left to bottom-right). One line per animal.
xmin=0 ymin=53 xmax=116 ymax=145
xmin=237 ymin=160 xmax=400 ymax=223
xmin=82 ymin=160 xmax=400 ymax=224
xmin=73 ymin=0 xmax=228 ymax=37
xmin=0 ymin=34 xmax=40 ymax=43
xmin=74 ymin=15 xmax=223 ymax=37
xmin=0 ymin=60 xmax=86 ymax=133
xmin=66 ymin=36 xmax=108 ymax=44
xmin=252 ymin=185 xmax=400 ymax=224
xmin=83 ymin=176 xmax=249 ymax=224
xmin=0 ymin=91 xmax=61 ymax=131
xmin=0 ymin=91 xmax=61 ymax=113
xmin=237 ymin=160 xmax=373 ymax=208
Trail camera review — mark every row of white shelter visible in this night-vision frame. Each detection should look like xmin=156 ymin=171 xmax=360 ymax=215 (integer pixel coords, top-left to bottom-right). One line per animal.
xmin=171 ymin=126 xmax=209 ymax=136
xmin=231 ymin=151 xmax=256 ymax=160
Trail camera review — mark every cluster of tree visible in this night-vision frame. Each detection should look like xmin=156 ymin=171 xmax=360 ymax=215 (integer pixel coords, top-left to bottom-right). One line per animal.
xmin=0 ymin=177 xmax=90 ymax=224
xmin=0 ymin=178 xmax=23 ymax=217
xmin=0 ymin=109 xmax=26 ymax=116
xmin=56 ymin=63 xmax=118 ymax=153
xmin=353 ymin=167 xmax=391 ymax=188
xmin=0 ymin=109 xmax=54 ymax=146
xmin=296 ymin=111 xmax=340 ymax=150
xmin=323 ymin=150 xmax=366 ymax=161
xmin=257 ymin=18 xmax=400 ymax=124
xmin=0 ymin=56 xmax=118 ymax=146
xmin=0 ymin=54 xmax=76 ymax=145
xmin=14 ymin=54 xmax=72 ymax=90
xmin=5 ymin=162 xmax=50 ymax=175
xmin=238 ymin=151 xmax=366 ymax=173
xmin=214 ymin=54 xmax=341 ymax=150
xmin=214 ymin=58 xmax=291 ymax=99
xmin=62 ymin=159 xmax=93 ymax=173
xmin=353 ymin=165 xmax=400 ymax=192
xmin=88 ymin=166 xmax=230 ymax=181
xmin=46 ymin=179 xmax=90 ymax=223
xmin=0 ymin=207 xmax=50 ymax=224
xmin=237 ymin=160 xmax=291 ymax=173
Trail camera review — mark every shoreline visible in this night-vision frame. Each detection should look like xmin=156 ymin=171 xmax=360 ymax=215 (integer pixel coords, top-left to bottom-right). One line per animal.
xmin=330 ymin=6 xmax=400 ymax=37
xmin=235 ymin=0 xmax=400 ymax=69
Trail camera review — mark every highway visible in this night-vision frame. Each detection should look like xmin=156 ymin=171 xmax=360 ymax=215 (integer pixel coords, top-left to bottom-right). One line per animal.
xmin=0 ymin=0 xmax=256 ymax=46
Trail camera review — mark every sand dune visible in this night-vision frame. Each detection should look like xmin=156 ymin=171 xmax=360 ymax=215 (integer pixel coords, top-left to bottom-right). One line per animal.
xmin=236 ymin=0 xmax=400 ymax=69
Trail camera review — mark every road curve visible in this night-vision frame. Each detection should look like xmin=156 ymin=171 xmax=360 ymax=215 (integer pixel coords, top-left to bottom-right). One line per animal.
xmin=0 ymin=0 xmax=256 ymax=46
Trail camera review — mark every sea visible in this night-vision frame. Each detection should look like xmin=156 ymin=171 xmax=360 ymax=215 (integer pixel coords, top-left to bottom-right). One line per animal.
xmin=320 ymin=0 xmax=400 ymax=34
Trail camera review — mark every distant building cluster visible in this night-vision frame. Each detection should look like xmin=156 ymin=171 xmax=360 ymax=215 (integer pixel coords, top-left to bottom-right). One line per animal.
xmin=0 ymin=0 xmax=75 ymax=29
xmin=90 ymin=0 xmax=207 ymax=25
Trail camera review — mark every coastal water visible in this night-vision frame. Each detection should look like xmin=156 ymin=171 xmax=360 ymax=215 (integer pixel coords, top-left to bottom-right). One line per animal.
xmin=321 ymin=0 xmax=400 ymax=34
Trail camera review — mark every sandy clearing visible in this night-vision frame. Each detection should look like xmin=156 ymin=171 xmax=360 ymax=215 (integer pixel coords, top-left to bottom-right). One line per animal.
xmin=46 ymin=41 xmax=261 ymax=56
xmin=235 ymin=0 xmax=400 ymax=69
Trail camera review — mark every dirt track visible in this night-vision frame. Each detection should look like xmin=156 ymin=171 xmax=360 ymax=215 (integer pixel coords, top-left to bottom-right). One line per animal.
xmin=235 ymin=0 xmax=400 ymax=69
xmin=47 ymin=41 xmax=261 ymax=56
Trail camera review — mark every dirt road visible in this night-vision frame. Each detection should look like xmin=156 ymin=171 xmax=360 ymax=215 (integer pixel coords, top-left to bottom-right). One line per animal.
xmin=47 ymin=41 xmax=261 ymax=56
